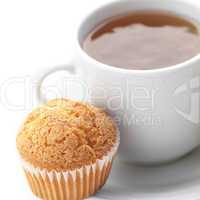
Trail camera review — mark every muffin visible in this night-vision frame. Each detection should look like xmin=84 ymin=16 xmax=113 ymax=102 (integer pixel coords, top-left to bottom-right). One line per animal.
xmin=16 ymin=99 xmax=119 ymax=200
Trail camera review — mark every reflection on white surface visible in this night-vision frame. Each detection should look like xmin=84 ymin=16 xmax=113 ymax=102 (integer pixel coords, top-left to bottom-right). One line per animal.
xmin=94 ymin=148 xmax=200 ymax=200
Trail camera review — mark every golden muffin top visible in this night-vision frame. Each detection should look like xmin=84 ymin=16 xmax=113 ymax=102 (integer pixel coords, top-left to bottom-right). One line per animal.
xmin=16 ymin=99 xmax=117 ymax=171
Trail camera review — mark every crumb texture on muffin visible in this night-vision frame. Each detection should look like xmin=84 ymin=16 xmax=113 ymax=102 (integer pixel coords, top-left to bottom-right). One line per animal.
xmin=17 ymin=99 xmax=117 ymax=171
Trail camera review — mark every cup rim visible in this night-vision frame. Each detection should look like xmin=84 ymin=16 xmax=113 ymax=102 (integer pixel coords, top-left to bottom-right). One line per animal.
xmin=75 ymin=0 xmax=200 ymax=75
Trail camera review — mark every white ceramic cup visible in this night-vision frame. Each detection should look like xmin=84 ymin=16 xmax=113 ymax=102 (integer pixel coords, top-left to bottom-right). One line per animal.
xmin=35 ymin=0 xmax=200 ymax=165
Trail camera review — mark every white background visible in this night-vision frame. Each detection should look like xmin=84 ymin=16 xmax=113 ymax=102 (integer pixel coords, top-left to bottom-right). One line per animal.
xmin=1 ymin=0 xmax=200 ymax=200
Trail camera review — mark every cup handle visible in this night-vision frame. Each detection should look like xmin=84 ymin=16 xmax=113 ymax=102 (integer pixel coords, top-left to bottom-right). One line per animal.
xmin=35 ymin=63 xmax=76 ymax=104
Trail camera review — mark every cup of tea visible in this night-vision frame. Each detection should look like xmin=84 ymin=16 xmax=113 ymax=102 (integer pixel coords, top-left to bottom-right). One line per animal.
xmin=34 ymin=0 xmax=200 ymax=164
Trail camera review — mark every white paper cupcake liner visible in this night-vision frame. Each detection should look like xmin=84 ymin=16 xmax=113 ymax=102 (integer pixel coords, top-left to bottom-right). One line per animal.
xmin=21 ymin=134 xmax=119 ymax=200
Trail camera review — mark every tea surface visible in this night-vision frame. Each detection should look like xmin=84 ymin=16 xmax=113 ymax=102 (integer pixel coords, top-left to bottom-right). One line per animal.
xmin=83 ymin=11 xmax=200 ymax=70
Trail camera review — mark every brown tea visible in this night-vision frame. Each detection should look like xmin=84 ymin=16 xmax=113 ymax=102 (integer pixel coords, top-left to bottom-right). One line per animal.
xmin=83 ymin=11 xmax=200 ymax=70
